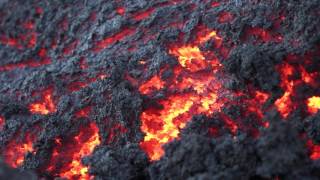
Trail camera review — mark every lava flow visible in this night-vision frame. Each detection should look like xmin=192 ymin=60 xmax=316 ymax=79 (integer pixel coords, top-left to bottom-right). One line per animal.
xmin=47 ymin=123 xmax=100 ymax=180
xmin=1 ymin=1 xmax=320 ymax=179
xmin=3 ymin=133 xmax=35 ymax=168
xmin=139 ymin=27 xmax=227 ymax=160
xmin=275 ymin=51 xmax=320 ymax=118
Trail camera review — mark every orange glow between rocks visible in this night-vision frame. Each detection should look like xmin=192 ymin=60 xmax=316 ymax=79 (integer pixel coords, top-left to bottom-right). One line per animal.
xmin=3 ymin=133 xmax=35 ymax=168
xmin=29 ymin=88 xmax=56 ymax=115
xmin=307 ymin=96 xmax=320 ymax=114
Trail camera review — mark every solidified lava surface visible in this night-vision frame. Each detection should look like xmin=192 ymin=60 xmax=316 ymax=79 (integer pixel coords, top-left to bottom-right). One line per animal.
xmin=0 ymin=0 xmax=320 ymax=179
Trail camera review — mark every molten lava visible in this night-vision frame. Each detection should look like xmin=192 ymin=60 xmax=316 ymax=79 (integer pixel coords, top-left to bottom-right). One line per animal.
xmin=169 ymin=46 xmax=206 ymax=72
xmin=29 ymin=87 xmax=56 ymax=115
xmin=47 ymin=123 xmax=100 ymax=179
xmin=3 ymin=133 xmax=34 ymax=168
xmin=139 ymin=28 xmax=227 ymax=160
xmin=275 ymin=51 xmax=320 ymax=118
xmin=275 ymin=62 xmax=295 ymax=118
xmin=139 ymin=75 xmax=165 ymax=95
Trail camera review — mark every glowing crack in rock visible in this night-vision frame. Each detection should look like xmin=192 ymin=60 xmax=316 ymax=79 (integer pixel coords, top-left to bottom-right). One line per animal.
xmin=29 ymin=87 xmax=56 ymax=115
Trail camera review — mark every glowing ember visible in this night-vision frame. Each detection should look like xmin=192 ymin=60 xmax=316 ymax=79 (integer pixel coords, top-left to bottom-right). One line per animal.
xmin=3 ymin=133 xmax=34 ymax=168
xmin=29 ymin=88 xmax=56 ymax=115
xmin=48 ymin=123 xmax=100 ymax=179
xmin=307 ymin=96 xmax=320 ymax=114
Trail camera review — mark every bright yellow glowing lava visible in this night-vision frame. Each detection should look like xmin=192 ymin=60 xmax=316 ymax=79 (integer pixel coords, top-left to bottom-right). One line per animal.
xmin=307 ymin=96 xmax=320 ymax=114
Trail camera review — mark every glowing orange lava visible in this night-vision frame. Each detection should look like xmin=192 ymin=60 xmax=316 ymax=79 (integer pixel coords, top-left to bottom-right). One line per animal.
xmin=140 ymin=28 xmax=227 ymax=160
xmin=275 ymin=62 xmax=295 ymax=118
xmin=29 ymin=88 xmax=56 ymax=115
xmin=307 ymin=96 xmax=320 ymax=114
xmin=139 ymin=75 xmax=165 ymax=95
xmin=169 ymin=46 xmax=206 ymax=72
xmin=48 ymin=123 xmax=100 ymax=180
xmin=275 ymin=52 xmax=320 ymax=118
xmin=3 ymin=133 xmax=34 ymax=168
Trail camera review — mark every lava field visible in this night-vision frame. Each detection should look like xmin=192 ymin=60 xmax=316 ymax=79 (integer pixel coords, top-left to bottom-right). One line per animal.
xmin=0 ymin=0 xmax=320 ymax=179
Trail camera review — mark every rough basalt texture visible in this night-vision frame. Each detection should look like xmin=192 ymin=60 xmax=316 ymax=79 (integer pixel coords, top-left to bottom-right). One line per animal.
xmin=0 ymin=0 xmax=319 ymax=179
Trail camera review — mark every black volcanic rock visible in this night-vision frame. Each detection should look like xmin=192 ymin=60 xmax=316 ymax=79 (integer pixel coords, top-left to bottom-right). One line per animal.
xmin=84 ymin=144 xmax=149 ymax=180
xmin=0 ymin=0 xmax=319 ymax=179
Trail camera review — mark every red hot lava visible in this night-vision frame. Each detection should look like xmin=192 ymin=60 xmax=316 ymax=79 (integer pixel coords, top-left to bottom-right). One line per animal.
xmin=47 ymin=123 xmax=100 ymax=180
xmin=3 ymin=133 xmax=35 ymax=168
xmin=139 ymin=27 xmax=229 ymax=160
